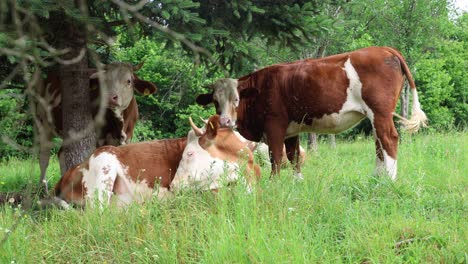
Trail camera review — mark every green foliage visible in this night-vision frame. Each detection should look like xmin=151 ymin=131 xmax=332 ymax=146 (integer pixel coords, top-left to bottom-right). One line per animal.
xmin=0 ymin=90 xmax=33 ymax=160
xmin=437 ymin=13 xmax=468 ymax=126
xmin=414 ymin=57 xmax=455 ymax=129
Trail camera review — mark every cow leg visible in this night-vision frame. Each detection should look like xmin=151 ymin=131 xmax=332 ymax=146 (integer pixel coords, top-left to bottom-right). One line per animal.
xmin=39 ymin=144 xmax=51 ymax=194
xmin=374 ymin=135 xmax=385 ymax=176
xmin=372 ymin=115 xmax=399 ymax=180
xmin=265 ymin=123 xmax=287 ymax=176
xmin=284 ymin=136 xmax=303 ymax=180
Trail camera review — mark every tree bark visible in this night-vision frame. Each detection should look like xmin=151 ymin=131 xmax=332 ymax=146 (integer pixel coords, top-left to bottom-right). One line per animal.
xmin=329 ymin=134 xmax=336 ymax=148
xmin=400 ymin=83 xmax=409 ymax=119
xmin=308 ymin=133 xmax=318 ymax=152
xmin=56 ymin=5 xmax=95 ymax=174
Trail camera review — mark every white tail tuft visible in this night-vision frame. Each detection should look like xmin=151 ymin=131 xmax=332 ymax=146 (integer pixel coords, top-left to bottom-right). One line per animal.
xmin=393 ymin=88 xmax=428 ymax=133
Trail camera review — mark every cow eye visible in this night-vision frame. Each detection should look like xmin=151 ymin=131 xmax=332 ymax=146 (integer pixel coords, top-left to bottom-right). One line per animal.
xmin=127 ymin=79 xmax=131 ymax=85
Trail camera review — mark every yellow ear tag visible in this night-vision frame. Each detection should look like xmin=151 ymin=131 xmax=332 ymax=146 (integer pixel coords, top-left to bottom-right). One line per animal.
xmin=209 ymin=121 xmax=214 ymax=129
xmin=144 ymin=88 xmax=150 ymax=96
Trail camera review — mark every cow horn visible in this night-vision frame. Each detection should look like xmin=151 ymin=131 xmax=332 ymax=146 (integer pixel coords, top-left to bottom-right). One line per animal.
xmin=133 ymin=61 xmax=145 ymax=71
xmin=199 ymin=116 xmax=208 ymax=124
xmin=189 ymin=116 xmax=204 ymax=136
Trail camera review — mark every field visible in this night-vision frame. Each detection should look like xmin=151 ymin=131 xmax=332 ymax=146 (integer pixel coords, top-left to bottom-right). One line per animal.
xmin=0 ymin=132 xmax=466 ymax=263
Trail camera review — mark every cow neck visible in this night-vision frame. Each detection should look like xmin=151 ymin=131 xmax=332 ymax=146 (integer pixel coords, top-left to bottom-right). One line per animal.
xmin=198 ymin=128 xmax=246 ymax=163
xmin=237 ymin=73 xmax=264 ymax=142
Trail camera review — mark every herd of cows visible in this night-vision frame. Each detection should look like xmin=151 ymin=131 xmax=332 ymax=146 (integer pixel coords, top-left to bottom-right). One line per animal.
xmin=35 ymin=46 xmax=427 ymax=208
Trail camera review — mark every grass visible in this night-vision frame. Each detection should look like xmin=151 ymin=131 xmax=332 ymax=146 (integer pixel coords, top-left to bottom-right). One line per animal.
xmin=0 ymin=132 xmax=466 ymax=263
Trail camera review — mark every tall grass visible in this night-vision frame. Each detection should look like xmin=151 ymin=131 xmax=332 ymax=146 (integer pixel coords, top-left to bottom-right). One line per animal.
xmin=0 ymin=132 xmax=466 ymax=263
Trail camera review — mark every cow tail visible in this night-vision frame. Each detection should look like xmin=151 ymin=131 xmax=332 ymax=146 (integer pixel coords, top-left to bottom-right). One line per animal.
xmin=386 ymin=47 xmax=428 ymax=133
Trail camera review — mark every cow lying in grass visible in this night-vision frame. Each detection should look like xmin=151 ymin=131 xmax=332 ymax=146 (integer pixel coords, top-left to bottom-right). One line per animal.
xmin=170 ymin=115 xmax=261 ymax=192
xmin=52 ymin=115 xmax=260 ymax=208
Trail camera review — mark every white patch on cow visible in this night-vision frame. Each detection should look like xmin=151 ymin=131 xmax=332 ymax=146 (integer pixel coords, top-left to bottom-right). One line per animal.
xmin=374 ymin=132 xmax=397 ymax=180
xmin=212 ymin=78 xmax=240 ymax=127
xmin=95 ymin=63 xmax=136 ymax=117
xmin=383 ymin=149 xmax=397 ymax=181
xmin=81 ymin=151 xmax=154 ymax=207
xmin=81 ymin=152 xmax=121 ymax=206
xmin=171 ymin=131 xmax=241 ymax=191
xmin=285 ymin=58 xmax=371 ymax=137
xmin=113 ymin=177 xmax=153 ymax=206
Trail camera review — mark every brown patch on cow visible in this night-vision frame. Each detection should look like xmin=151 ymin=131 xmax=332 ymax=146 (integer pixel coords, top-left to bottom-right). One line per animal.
xmin=103 ymin=177 xmax=114 ymax=191
xmin=384 ymin=56 xmax=401 ymax=70
xmin=102 ymin=165 xmax=111 ymax=175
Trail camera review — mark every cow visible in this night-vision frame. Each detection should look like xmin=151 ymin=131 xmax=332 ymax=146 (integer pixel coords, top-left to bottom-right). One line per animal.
xmin=170 ymin=115 xmax=261 ymax=192
xmin=53 ymin=115 xmax=260 ymax=207
xmin=34 ymin=62 xmax=158 ymax=192
xmin=53 ymin=137 xmax=187 ymax=207
xmin=196 ymin=47 xmax=428 ymax=180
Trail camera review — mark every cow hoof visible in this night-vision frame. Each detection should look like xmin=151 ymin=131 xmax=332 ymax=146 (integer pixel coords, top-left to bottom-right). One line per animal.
xmin=293 ymin=172 xmax=304 ymax=181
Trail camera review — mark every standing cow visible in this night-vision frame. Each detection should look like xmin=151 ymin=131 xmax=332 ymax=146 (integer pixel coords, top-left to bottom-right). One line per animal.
xmin=196 ymin=46 xmax=427 ymax=180
xmin=34 ymin=62 xmax=157 ymax=192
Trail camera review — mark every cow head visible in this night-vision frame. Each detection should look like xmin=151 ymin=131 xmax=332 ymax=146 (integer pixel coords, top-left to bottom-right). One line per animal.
xmin=170 ymin=115 xmax=256 ymax=192
xmin=196 ymin=78 xmax=239 ymax=128
xmin=90 ymin=62 xmax=157 ymax=116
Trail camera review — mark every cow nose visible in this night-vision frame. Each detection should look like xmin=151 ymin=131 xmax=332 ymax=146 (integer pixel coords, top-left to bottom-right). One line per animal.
xmin=220 ymin=116 xmax=231 ymax=127
xmin=110 ymin=95 xmax=118 ymax=104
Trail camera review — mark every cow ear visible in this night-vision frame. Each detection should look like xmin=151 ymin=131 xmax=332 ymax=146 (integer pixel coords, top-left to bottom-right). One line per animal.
xmin=196 ymin=93 xmax=214 ymax=106
xmin=133 ymin=74 xmax=157 ymax=95
xmin=89 ymin=70 xmax=105 ymax=79
xmin=205 ymin=115 xmax=220 ymax=140
xmin=133 ymin=61 xmax=145 ymax=72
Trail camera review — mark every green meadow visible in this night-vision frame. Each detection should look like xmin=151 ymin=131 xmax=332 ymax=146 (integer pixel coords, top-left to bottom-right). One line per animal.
xmin=0 ymin=132 xmax=466 ymax=263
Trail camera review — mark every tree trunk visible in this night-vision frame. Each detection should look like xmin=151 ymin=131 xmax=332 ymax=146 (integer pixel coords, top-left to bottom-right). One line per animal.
xmin=400 ymin=81 xmax=409 ymax=120
xmin=56 ymin=5 xmax=95 ymax=174
xmin=329 ymin=134 xmax=336 ymax=148
xmin=308 ymin=133 xmax=318 ymax=152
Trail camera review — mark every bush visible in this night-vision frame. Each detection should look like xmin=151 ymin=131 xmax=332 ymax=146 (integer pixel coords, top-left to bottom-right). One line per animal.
xmin=0 ymin=89 xmax=33 ymax=160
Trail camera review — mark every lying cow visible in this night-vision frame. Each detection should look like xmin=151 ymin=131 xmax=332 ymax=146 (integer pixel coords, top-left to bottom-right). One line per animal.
xmin=196 ymin=47 xmax=427 ymax=180
xmin=53 ymin=137 xmax=187 ymax=207
xmin=170 ymin=115 xmax=261 ymax=191
xmin=53 ymin=115 xmax=260 ymax=207
xmin=34 ymin=62 xmax=158 ymax=191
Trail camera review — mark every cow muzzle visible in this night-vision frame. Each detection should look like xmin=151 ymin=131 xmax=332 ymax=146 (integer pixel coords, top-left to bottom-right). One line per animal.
xmin=220 ymin=116 xmax=235 ymax=128
xmin=109 ymin=94 xmax=119 ymax=107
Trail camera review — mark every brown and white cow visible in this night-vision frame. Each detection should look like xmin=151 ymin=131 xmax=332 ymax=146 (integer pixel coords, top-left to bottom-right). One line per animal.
xmin=35 ymin=62 xmax=157 ymax=192
xmin=196 ymin=47 xmax=427 ymax=180
xmin=53 ymin=115 xmax=260 ymax=207
xmin=54 ymin=137 xmax=187 ymax=207
xmin=170 ymin=115 xmax=261 ymax=192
